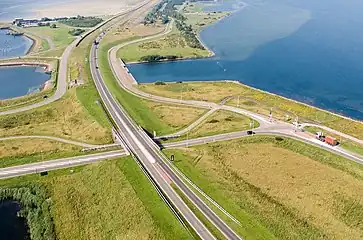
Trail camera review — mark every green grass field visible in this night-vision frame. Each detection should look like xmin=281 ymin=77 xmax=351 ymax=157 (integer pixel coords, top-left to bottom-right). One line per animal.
xmin=164 ymin=136 xmax=363 ymax=239
xmin=187 ymin=110 xmax=258 ymax=138
xmin=24 ymin=23 xmax=76 ymax=49
xmin=0 ymin=158 xmax=191 ymax=240
xmin=0 ymin=90 xmax=111 ymax=144
xmin=117 ymin=24 xmax=211 ymax=63
xmin=0 ymin=138 xmax=83 ymax=168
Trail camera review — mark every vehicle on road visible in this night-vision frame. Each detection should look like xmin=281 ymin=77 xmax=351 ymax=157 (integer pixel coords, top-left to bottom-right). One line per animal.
xmin=316 ymin=132 xmax=338 ymax=146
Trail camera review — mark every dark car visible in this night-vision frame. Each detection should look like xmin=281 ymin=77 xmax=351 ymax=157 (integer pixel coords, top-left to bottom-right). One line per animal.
xmin=247 ymin=130 xmax=255 ymax=135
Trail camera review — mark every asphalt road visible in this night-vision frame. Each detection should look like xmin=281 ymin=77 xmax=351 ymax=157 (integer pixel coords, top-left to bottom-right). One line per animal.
xmin=91 ymin=17 xmax=245 ymax=238
xmin=0 ymin=150 xmax=127 ymax=179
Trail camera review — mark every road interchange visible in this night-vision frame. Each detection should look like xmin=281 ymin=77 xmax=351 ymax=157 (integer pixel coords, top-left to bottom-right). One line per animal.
xmin=0 ymin=2 xmax=362 ymax=239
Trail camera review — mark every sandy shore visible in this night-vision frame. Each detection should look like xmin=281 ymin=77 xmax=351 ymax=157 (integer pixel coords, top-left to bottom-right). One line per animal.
xmin=31 ymin=0 xmax=144 ymax=19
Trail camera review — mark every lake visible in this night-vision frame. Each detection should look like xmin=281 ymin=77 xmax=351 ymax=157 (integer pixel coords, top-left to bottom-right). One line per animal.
xmin=0 ymin=29 xmax=33 ymax=59
xmin=128 ymin=0 xmax=363 ymax=120
xmin=0 ymin=200 xmax=30 ymax=240
xmin=0 ymin=66 xmax=50 ymax=99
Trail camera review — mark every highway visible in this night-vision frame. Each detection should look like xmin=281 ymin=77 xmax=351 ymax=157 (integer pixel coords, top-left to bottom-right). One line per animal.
xmin=0 ymin=150 xmax=128 ymax=179
xmin=90 ymin=18 xmax=243 ymax=239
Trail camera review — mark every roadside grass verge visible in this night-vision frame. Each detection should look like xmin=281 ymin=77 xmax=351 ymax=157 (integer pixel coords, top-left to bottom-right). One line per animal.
xmin=0 ymin=138 xmax=83 ymax=168
xmin=139 ymin=82 xmax=363 ymax=139
xmin=163 ymin=110 xmax=259 ymax=142
xmin=0 ymin=158 xmax=191 ymax=240
xmin=186 ymin=110 xmax=258 ymax=139
xmin=304 ymin=126 xmax=363 ymax=156
xmin=164 ymin=136 xmax=363 ymax=239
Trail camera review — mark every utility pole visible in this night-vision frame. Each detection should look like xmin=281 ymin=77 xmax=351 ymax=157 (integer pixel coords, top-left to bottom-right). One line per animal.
xmin=186 ymin=131 xmax=189 ymax=147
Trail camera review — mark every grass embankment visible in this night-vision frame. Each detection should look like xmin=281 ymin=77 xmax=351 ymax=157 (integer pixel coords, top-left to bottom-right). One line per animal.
xmin=117 ymin=8 xmax=227 ymax=63
xmin=0 ymin=138 xmax=83 ymax=168
xmin=187 ymin=110 xmax=258 ymax=138
xmin=164 ymin=136 xmax=363 ymax=239
xmin=139 ymin=82 xmax=363 ymax=140
xmin=304 ymin=126 xmax=363 ymax=156
xmin=0 ymin=158 xmax=191 ymax=240
xmin=99 ymin=40 xmax=206 ymax=136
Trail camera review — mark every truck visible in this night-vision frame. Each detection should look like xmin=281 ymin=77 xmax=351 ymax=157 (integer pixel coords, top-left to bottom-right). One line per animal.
xmin=315 ymin=132 xmax=338 ymax=146
xmin=325 ymin=136 xmax=338 ymax=146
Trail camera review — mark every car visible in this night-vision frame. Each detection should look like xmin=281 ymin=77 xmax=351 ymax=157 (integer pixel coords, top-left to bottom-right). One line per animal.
xmin=247 ymin=130 xmax=255 ymax=135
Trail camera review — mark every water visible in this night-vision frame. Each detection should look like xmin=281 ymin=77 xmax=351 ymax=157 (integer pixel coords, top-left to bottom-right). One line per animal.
xmin=0 ymin=0 xmax=79 ymax=21
xmin=0 ymin=66 xmax=50 ymax=99
xmin=0 ymin=29 xmax=33 ymax=59
xmin=129 ymin=0 xmax=363 ymax=120
xmin=0 ymin=200 xmax=30 ymax=240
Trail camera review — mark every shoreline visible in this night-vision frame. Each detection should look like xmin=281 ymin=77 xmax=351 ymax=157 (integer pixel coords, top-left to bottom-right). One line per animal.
xmin=126 ymin=1 xmax=246 ymax=65
xmin=23 ymin=33 xmax=37 ymax=55
xmin=140 ymin=80 xmax=363 ymax=124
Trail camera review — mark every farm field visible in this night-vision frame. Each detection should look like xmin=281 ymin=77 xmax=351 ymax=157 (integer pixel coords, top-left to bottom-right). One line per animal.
xmin=164 ymin=136 xmax=363 ymax=239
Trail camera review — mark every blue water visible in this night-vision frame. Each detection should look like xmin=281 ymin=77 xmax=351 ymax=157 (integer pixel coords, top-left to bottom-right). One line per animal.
xmin=0 ymin=30 xmax=33 ymax=59
xmin=0 ymin=66 xmax=50 ymax=99
xmin=0 ymin=0 xmax=79 ymax=21
xmin=0 ymin=200 xmax=30 ymax=240
xmin=129 ymin=0 xmax=363 ymax=120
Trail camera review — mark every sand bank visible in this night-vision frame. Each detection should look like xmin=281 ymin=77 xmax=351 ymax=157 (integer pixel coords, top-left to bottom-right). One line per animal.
xmin=31 ymin=0 xmax=144 ymax=19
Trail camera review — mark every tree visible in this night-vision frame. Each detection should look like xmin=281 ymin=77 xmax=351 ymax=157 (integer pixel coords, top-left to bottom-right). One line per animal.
xmin=50 ymin=23 xmax=57 ymax=28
